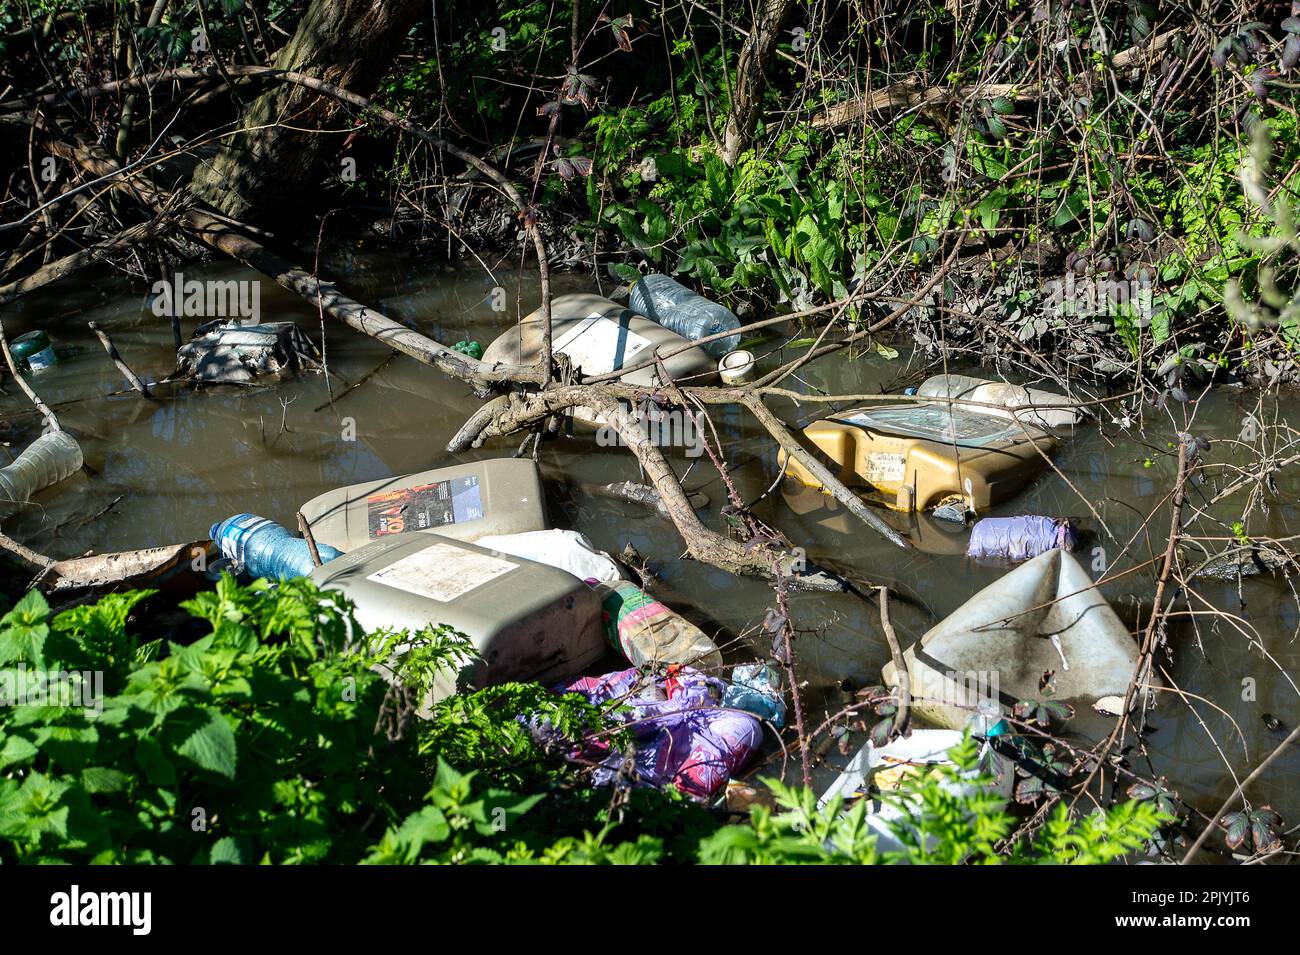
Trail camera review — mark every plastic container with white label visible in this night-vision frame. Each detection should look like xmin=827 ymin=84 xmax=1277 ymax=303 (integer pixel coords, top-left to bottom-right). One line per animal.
xmin=311 ymin=533 xmax=606 ymax=706
xmin=482 ymin=294 xmax=716 ymax=389
xmin=298 ymin=458 xmax=546 ymax=553
xmin=779 ymin=403 xmax=1057 ymax=512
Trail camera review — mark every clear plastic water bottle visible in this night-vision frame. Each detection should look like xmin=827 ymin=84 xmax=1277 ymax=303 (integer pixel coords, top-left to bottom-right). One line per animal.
xmin=210 ymin=514 xmax=342 ymax=581
xmin=0 ymin=430 xmax=82 ymax=514
xmin=628 ymin=274 xmax=741 ymax=358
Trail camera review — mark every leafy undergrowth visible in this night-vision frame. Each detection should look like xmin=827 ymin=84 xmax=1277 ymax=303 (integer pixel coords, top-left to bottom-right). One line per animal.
xmin=0 ymin=578 xmax=1165 ymax=864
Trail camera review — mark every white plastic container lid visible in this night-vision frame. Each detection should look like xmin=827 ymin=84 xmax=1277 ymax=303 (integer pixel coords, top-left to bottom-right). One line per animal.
xmin=719 ymin=349 xmax=755 ymax=384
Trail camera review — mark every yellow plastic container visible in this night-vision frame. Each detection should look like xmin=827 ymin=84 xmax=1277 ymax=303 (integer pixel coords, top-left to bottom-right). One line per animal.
xmin=779 ymin=404 xmax=1057 ymax=512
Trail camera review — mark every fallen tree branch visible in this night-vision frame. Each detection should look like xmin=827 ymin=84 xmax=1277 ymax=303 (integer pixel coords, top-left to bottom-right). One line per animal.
xmin=87 ymin=321 xmax=153 ymax=398
xmin=10 ymin=64 xmax=557 ymax=384
xmin=0 ymin=314 xmax=59 ymax=430
xmin=586 ymin=480 xmax=709 ymax=517
xmin=8 ymin=126 xmax=544 ymax=390
xmin=0 ymin=217 xmax=165 ymax=306
xmin=741 ymin=393 xmax=910 ymax=548
xmin=877 ymin=584 xmax=911 ymax=740
xmin=0 ymin=529 xmax=54 ymax=569
xmin=809 ymin=29 xmax=1184 ymax=130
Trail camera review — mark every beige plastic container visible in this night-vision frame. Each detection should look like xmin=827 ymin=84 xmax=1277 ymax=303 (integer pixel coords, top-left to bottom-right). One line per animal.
xmin=916 ymin=374 xmax=1080 ymax=430
xmin=311 ymin=533 xmax=606 ymax=705
xmin=298 ymin=458 xmax=546 ymax=553
xmin=780 ymin=403 xmax=1057 ymax=512
xmin=482 ymin=293 xmax=717 ymax=388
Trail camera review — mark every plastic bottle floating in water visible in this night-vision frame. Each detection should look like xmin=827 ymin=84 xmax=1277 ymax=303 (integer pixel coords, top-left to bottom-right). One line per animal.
xmin=210 ymin=514 xmax=342 ymax=581
xmin=0 ymin=430 xmax=83 ymax=514
xmin=628 ymin=274 xmax=741 ymax=358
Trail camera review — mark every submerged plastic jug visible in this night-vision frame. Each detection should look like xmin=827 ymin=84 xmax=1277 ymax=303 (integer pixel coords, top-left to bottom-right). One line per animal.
xmin=312 ymin=534 xmax=605 ymax=705
xmin=916 ymin=374 xmax=1080 ymax=430
xmin=780 ymin=403 xmax=1057 ymax=512
xmin=882 ymin=549 xmax=1154 ymax=732
xmin=482 ymin=293 xmax=716 ymax=388
xmin=628 ymin=274 xmax=741 ymax=358
xmin=298 ymin=459 xmax=546 ymax=553
xmin=0 ymin=430 xmax=83 ymax=512
xmin=211 ymin=514 xmax=342 ymax=581
xmin=592 ymin=579 xmax=723 ymax=671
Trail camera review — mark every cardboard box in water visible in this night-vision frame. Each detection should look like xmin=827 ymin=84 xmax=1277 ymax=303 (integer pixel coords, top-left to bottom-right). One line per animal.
xmin=780 ymin=403 xmax=1057 ymax=512
xmin=299 ymin=458 xmax=546 ymax=552
xmin=311 ymin=533 xmax=605 ymax=704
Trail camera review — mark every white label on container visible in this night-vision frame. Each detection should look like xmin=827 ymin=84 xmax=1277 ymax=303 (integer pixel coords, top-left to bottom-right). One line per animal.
xmin=551 ymin=312 xmax=652 ymax=374
xmin=366 ymin=543 xmax=517 ymax=602
xmin=864 ymin=451 xmax=905 ymax=483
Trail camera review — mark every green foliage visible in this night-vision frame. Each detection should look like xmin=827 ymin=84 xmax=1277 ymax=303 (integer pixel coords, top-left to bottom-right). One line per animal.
xmin=0 ymin=582 xmax=1167 ymax=865
xmin=698 ymin=731 xmax=1169 ymax=865
xmin=0 ymin=577 xmax=594 ymax=863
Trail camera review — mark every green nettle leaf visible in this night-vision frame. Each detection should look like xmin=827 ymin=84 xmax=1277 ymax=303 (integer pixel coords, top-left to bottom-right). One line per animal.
xmin=208 ymin=836 xmax=244 ymax=865
xmin=80 ymin=767 xmax=132 ymax=795
xmin=0 ymin=589 xmax=52 ymax=665
xmin=175 ymin=711 xmax=238 ymax=779
xmin=32 ymin=724 xmax=99 ymax=773
xmin=134 ymin=736 xmax=177 ymax=786
xmin=1049 ymin=191 xmax=1087 ymax=229
xmin=0 ymin=734 xmax=38 ymax=771
xmin=0 ymin=772 xmax=70 ymax=842
xmin=371 ymin=806 xmax=452 ymax=863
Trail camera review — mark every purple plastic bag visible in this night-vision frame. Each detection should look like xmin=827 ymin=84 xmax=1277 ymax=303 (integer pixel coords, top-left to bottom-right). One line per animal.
xmin=544 ymin=667 xmax=762 ymax=801
xmin=967 ymin=516 xmax=1076 ymax=561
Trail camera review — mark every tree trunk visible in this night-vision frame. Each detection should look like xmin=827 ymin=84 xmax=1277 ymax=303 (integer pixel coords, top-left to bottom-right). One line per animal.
xmin=190 ymin=0 xmax=423 ymax=223
xmin=720 ymin=0 xmax=792 ymax=167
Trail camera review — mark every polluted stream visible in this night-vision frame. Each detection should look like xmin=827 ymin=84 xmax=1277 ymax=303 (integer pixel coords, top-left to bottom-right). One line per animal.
xmin=4 ymin=254 xmax=1300 ymax=832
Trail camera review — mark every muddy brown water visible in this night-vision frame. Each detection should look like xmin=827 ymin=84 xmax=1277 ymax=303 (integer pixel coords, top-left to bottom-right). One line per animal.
xmin=4 ymin=254 xmax=1299 ymax=838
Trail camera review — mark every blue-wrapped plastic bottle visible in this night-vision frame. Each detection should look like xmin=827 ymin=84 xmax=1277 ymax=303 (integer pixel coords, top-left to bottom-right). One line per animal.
xmin=210 ymin=514 xmax=342 ymax=581
xmin=628 ymin=274 xmax=741 ymax=358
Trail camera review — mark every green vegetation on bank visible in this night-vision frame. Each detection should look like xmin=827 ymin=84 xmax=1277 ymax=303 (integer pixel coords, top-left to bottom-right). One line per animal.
xmin=0 ymin=579 xmax=1165 ymax=864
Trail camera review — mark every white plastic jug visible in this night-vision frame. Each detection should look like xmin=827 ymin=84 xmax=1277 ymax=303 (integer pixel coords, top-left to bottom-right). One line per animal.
xmin=0 ymin=431 xmax=83 ymax=515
